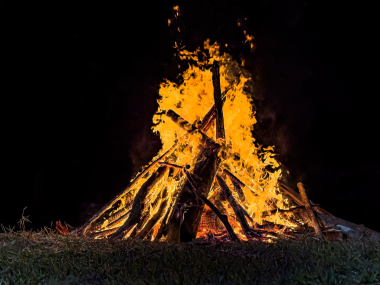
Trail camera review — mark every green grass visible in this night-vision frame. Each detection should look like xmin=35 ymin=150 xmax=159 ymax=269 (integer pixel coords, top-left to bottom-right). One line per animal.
xmin=1 ymin=229 xmax=380 ymax=285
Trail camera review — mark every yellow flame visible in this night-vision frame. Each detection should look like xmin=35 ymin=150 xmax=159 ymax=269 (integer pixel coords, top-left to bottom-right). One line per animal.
xmin=95 ymin=40 xmax=295 ymax=240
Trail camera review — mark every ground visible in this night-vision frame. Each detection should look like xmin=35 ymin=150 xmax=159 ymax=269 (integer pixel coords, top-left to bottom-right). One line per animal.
xmin=1 ymin=230 xmax=380 ymax=284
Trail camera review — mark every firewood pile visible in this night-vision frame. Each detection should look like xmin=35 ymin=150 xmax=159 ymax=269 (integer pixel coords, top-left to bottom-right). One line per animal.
xmin=71 ymin=43 xmax=380 ymax=243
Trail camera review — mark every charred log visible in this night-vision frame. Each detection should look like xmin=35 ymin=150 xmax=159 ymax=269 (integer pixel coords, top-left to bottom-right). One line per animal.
xmin=164 ymin=144 xmax=221 ymax=242
xmin=211 ymin=62 xmax=225 ymax=140
xmin=198 ymin=85 xmax=230 ymax=131
xmin=216 ymin=175 xmax=259 ymax=238
xmin=223 ymin=169 xmax=247 ymax=201
xmin=166 ymin=110 xmax=217 ymax=148
xmin=186 ymin=173 xmax=239 ymax=241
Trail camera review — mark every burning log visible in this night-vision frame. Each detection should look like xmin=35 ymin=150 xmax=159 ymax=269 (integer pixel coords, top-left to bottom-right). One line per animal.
xmin=198 ymin=85 xmax=230 ymax=131
xmin=163 ymin=112 xmax=221 ymax=242
xmin=216 ymin=175 xmax=260 ymax=239
xmin=135 ymin=189 xmax=169 ymax=240
xmin=110 ymin=166 xmax=169 ymax=240
xmin=223 ymin=169 xmax=247 ymax=201
xmin=187 ymin=173 xmax=239 ymax=241
xmin=211 ymin=62 xmax=225 ymax=140
xmin=73 ymin=144 xmax=177 ymax=236
xmin=297 ymin=182 xmax=323 ymax=239
xmin=166 ymin=110 xmax=217 ymax=148
xmin=164 ymin=144 xmax=221 ymax=242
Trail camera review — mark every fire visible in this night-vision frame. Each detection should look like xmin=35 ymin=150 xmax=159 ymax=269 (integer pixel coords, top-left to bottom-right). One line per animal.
xmin=86 ymin=40 xmax=297 ymax=241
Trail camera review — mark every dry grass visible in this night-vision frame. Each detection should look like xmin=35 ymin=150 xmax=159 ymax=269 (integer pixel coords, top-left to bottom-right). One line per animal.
xmin=0 ymin=226 xmax=380 ymax=285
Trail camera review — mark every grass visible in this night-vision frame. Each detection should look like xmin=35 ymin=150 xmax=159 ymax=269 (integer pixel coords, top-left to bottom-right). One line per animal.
xmin=1 ymin=227 xmax=380 ymax=285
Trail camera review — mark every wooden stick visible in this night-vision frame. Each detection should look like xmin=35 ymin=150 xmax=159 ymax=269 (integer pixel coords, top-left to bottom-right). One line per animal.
xmin=72 ymin=144 xmax=177 ymax=235
xmin=135 ymin=198 xmax=168 ymax=240
xmin=187 ymin=173 xmax=239 ymax=241
xmin=279 ymin=183 xmax=304 ymax=206
xmin=166 ymin=110 xmax=217 ymax=148
xmin=158 ymin=162 xmax=185 ymax=169
xmin=211 ymin=62 xmax=225 ymax=140
xmin=297 ymin=182 xmax=323 ymax=239
xmin=110 ymin=166 xmax=169 ymax=240
xmin=223 ymin=169 xmax=247 ymax=202
xmin=216 ymin=175 xmax=260 ymax=238
xmin=223 ymin=169 xmax=245 ymax=188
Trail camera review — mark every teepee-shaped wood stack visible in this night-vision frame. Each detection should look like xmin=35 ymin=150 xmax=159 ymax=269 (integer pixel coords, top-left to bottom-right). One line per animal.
xmin=71 ymin=61 xmax=380 ymax=243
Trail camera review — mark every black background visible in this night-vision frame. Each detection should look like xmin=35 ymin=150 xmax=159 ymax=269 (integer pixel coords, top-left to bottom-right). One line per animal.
xmin=1 ymin=0 xmax=379 ymax=231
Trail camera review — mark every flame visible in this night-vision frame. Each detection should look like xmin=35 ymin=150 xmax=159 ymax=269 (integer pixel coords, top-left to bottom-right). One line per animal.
xmin=90 ymin=40 xmax=296 ymax=241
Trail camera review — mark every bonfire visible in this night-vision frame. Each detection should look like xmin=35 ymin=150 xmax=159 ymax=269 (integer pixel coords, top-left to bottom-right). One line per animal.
xmin=70 ymin=40 xmax=380 ymax=243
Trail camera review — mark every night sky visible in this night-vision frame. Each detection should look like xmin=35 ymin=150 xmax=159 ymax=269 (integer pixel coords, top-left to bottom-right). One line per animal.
xmin=1 ymin=0 xmax=379 ymax=232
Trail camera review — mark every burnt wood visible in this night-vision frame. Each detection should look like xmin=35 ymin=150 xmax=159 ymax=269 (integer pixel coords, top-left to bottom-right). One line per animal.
xmin=216 ymin=175 xmax=260 ymax=239
xmin=72 ymin=145 xmax=176 ymax=236
xmin=110 ymin=166 xmax=169 ymax=239
xmin=164 ymin=143 xmax=221 ymax=242
xmin=198 ymin=85 xmax=230 ymax=131
xmin=211 ymin=62 xmax=225 ymax=140
xmin=185 ymin=173 xmax=239 ymax=241
xmin=223 ymin=169 xmax=247 ymax=201
xmin=135 ymin=189 xmax=169 ymax=240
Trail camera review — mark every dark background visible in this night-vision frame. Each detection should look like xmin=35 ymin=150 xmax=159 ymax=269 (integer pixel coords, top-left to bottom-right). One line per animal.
xmin=1 ymin=0 xmax=379 ymax=231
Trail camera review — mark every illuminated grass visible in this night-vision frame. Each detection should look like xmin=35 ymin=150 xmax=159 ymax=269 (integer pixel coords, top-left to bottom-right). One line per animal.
xmin=0 ymin=230 xmax=380 ymax=284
